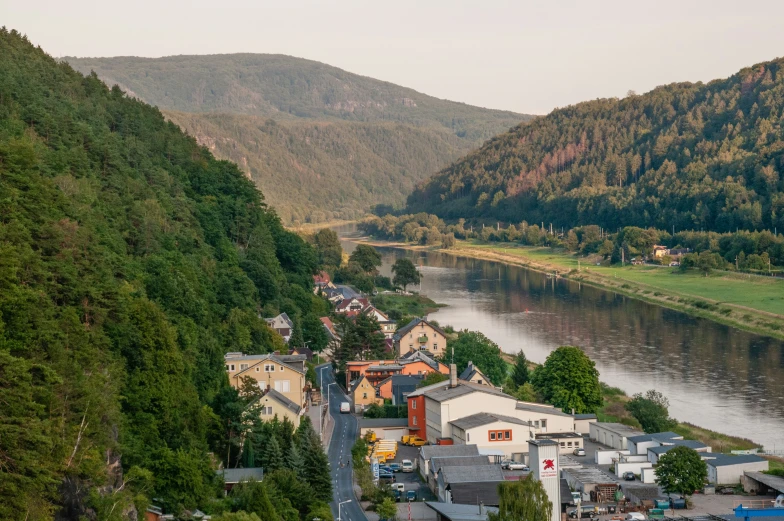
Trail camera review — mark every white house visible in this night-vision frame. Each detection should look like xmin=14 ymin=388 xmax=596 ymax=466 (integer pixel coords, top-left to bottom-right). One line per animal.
xmin=572 ymin=413 xmax=597 ymax=435
xmin=589 ymin=422 xmax=644 ymax=450
xmin=514 ymin=402 xmax=574 ymax=433
xmin=627 ymin=431 xmax=683 ymax=455
xmin=449 ymin=412 xmax=535 ymax=460
xmin=704 ymin=454 xmax=769 ymax=485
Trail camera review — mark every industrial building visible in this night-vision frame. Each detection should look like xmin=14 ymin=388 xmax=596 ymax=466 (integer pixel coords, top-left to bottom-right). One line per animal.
xmin=589 ymin=422 xmax=644 ymax=450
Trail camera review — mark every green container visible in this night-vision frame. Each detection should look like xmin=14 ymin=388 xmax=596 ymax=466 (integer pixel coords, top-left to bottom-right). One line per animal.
xmin=654 ymin=499 xmax=670 ymax=509
xmin=649 ymin=508 xmax=665 ymax=520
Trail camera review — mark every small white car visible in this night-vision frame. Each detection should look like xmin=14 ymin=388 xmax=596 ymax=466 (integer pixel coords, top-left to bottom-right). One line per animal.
xmin=401 ymin=459 xmax=414 ymax=472
xmin=625 ymin=513 xmax=646 ymax=521
xmin=573 ymin=447 xmax=586 ymax=456
xmin=503 ymin=461 xmax=529 ymax=471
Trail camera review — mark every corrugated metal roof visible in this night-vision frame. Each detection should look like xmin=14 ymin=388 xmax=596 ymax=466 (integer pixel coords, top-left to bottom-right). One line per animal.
xmin=440 ymin=465 xmax=505 ymax=483
xmin=425 ymin=502 xmax=499 ymax=520
xmin=431 ymin=455 xmax=492 ymax=473
xmin=515 ymin=402 xmax=571 ymax=417
xmin=704 ymin=454 xmax=767 ymax=467
xmin=450 ymin=412 xmax=533 ymax=430
xmin=744 ymin=471 xmax=784 ymax=493
xmin=421 ymin=444 xmax=480 ymax=460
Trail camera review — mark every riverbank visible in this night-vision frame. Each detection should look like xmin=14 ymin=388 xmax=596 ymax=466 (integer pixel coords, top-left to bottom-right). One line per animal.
xmin=359 ymin=237 xmax=784 ymax=341
xmin=371 ymin=292 xmax=445 ymax=319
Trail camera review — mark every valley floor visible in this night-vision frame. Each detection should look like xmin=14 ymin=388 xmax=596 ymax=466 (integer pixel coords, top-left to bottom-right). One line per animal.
xmin=362 ymin=237 xmax=784 ymax=341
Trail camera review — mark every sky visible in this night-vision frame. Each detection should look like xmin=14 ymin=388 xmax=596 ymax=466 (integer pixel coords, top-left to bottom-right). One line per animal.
xmin=3 ymin=0 xmax=784 ymax=115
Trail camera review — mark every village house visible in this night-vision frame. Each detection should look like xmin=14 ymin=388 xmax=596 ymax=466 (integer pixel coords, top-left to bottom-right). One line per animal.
xmin=224 ymin=352 xmax=307 ymax=408
xmin=344 ymin=351 xmax=448 ymax=389
xmin=450 ymin=412 xmax=535 ymax=461
xmin=376 ymin=374 xmax=424 ymax=405
xmin=350 ymin=374 xmax=381 ymax=410
xmin=513 ymin=402 xmax=574 ymax=433
xmin=458 ymin=361 xmax=493 ymax=386
xmin=572 ymin=413 xmax=597 ymax=434
xmin=264 ymin=313 xmax=294 ymax=343
xmin=394 ymin=317 xmax=448 ymax=357
xmin=335 ymin=297 xmax=370 ymax=316
xmin=362 ymin=305 xmax=397 ymax=339
xmin=255 ymin=388 xmax=303 ymax=428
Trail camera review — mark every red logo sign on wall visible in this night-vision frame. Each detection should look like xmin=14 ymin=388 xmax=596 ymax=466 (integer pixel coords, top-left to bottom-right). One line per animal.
xmin=540 ymin=458 xmax=557 ymax=478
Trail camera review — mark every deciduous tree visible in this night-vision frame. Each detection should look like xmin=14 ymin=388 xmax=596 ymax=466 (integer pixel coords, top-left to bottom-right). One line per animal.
xmin=392 ymin=258 xmax=421 ymax=291
xmin=656 ymin=446 xmax=707 ymax=499
xmin=531 ymin=346 xmax=602 ymax=414
xmin=488 ymin=475 xmax=552 ymax=521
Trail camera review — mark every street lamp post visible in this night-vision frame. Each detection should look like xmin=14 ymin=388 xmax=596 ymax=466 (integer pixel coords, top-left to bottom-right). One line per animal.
xmin=338 ymin=500 xmax=351 ymax=521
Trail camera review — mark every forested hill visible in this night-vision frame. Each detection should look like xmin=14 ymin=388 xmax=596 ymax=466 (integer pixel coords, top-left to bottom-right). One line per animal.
xmin=406 ymin=58 xmax=784 ymax=233
xmin=64 ymin=54 xmax=531 ymax=224
xmin=0 ymin=29 xmax=327 ymax=518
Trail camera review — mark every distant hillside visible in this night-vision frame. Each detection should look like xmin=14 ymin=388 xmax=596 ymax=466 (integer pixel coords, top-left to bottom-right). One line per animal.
xmin=164 ymin=111 xmax=475 ymax=223
xmin=65 ymin=54 xmax=530 ymax=223
xmin=406 ymin=58 xmax=784 ymax=233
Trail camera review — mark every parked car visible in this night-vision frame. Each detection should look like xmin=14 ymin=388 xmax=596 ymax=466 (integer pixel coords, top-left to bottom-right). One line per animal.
xmin=568 ymin=506 xmax=598 ymax=520
xmin=394 ymin=490 xmax=402 ymax=502
xmin=379 ymin=465 xmax=393 ymax=474
xmin=401 ymin=459 xmax=414 ymax=472
xmin=623 ymin=472 xmax=635 ymax=481
xmin=387 ymin=463 xmax=402 ymax=472
xmin=573 ymin=447 xmax=586 ymax=456
xmin=340 ymin=402 xmax=350 ymax=413
xmin=406 ymin=490 xmax=418 ymax=502
xmin=391 ymin=483 xmax=404 ymax=493
xmin=501 ymin=460 xmax=529 ymax=471
xmin=625 ymin=513 xmax=646 ymax=521
xmin=405 ymin=436 xmax=427 ymax=447
xmin=379 ymin=471 xmax=395 ymax=483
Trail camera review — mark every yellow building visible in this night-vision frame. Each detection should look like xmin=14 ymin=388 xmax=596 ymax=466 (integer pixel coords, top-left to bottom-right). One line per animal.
xmin=393 ymin=318 xmax=447 ymax=357
xmin=225 ymin=353 xmax=307 ymax=409
xmin=350 ymin=374 xmax=382 ymax=410
xmin=256 ymin=389 xmax=303 ymax=428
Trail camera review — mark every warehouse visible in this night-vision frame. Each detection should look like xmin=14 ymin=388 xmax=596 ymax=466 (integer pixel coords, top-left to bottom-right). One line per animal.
xmin=646 ymin=440 xmax=710 ymax=464
xmin=705 ymin=454 xmax=769 ymax=485
xmin=589 ymin=423 xmax=644 ymax=450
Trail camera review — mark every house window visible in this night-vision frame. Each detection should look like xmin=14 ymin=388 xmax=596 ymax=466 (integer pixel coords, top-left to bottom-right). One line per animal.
xmin=255 ymin=367 xmax=260 ymax=372
xmin=412 ymin=401 xmax=416 ymax=410
xmin=413 ymin=416 xmax=417 ymax=425
xmin=560 ymin=442 xmax=566 ymax=448
xmin=467 ymin=433 xmax=470 ymax=442
xmin=261 ymin=406 xmax=273 ymax=415
xmin=363 ymin=393 xmax=367 ymax=399
xmin=229 ymin=364 xmax=235 ymax=371
xmin=489 ymin=430 xmax=511 ymax=442
xmin=240 ymin=364 xmax=249 ymax=371
xmin=280 ymin=366 xmax=284 ymax=371
xmin=477 ymin=379 xmax=483 ymax=385
xmin=533 ymin=421 xmax=539 ymax=428
xmin=409 ymin=344 xmax=413 ymax=350
xmin=275 ymin=380 xmax=291 ymax=393
xmin=434 ymin=333 xmax=438 ymax=338
xmin=265 ymin=364 xmax=275 ymax=372
xmin=567 ymin=441 xmax=572 ymax=447
xmin=433 ymin=344 xmax=438 ymax=350
xmin=540 ymin=420 xmax=547 ymax=430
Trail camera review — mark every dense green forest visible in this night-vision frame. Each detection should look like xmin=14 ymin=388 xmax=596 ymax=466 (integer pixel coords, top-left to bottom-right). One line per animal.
xmin=0 ymin=29 xmax=331 ymax=520
xmin=166 ymin=112 xmax=473 ymax=224
xmin=64 ymin=54 xmax=531 ymax=223
xmin=406 ymin=58 xmax=784 ymax=233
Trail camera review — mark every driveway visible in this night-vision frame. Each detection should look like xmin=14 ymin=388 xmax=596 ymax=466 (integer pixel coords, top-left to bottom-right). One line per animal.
xmin=318 ymin=365 xmax=367 ymax=521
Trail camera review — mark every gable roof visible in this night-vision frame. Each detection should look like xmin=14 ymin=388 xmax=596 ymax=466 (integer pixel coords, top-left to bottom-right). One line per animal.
xmin=431 ymin=455 xmax=492 ymax=473
xmin=424 ymin=381 xmax=512 ymax=403
xmin=421 ymin=444 xmax=480 ymax=461
xmin=514 ymin=402 xmax=572 ymax=417
xmin=459 ymin=361 xmax=490 ymax=383
xmin=262 ymin=388 xmax=302 ymax=415
xmin=362 ymin=305 xmax=391 ymax=322
xmin=450 ymin=412 xmax=534 ymax=430
xmin=265 ymin=312 xmax=294 ymax=329
xmin=335 ymin=297 xmax=370 ymax=312
xmin=401 ymin=350 xmax=446 ymax=371
xmin=648 ymin=439 xmax=708 ymax=454
xmin=350 ymin=374 xmax=371 ymax=394
xmin=439 ymin=465 xmax=505 ymax=484
xmin=394 ymin=317 xmax=447 ymax=340
xmin=227 ymin=353 xmax=306 ymax=376
xmin=377 ymin=374 xmax=425 ymax=387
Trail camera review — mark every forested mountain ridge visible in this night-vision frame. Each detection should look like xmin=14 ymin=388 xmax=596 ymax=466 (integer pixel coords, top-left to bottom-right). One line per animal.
xmin=406 ymin=58 xmax=784 ymax=233
xmin=64 ymin=54 xmax=532 ymax=224
xmin=0 ymin=29 xmax=328 ymax=519
xmin=165 ymin=111 xmax=473 ymax=223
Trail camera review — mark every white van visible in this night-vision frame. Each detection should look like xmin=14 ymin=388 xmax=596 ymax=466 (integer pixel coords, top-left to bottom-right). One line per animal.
xmin=340 ymin=402 xmax=350 ymax=413
xmin=625 ymin=514 xmax=646 ymax=521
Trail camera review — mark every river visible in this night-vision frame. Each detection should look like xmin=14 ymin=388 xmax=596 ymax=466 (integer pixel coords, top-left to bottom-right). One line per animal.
xmin=336 ymin=225 xmax=784 ymax=449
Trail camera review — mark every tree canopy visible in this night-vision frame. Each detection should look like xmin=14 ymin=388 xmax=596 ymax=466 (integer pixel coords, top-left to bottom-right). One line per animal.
xmin=0 ymin=29 xmax=327 ymax=519
xmin=656 ymin=446 xmax=708 ymax=498
xmin=531 ymin=346 xmax=603 ymax=414
xmin=488 ymin=475 xmax=552 ymax=521
xmin=392 ymin=258 xmax=421 ymax=290
xmin=349 ymin=244 xmax=383 ymax=274
xmin=446 ymin=331 xmax=508 ymax=386
xmin=625 ymin=390 xmax=678 ymax=433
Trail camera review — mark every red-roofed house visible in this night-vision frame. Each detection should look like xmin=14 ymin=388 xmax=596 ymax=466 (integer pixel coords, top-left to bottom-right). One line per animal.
xmin=335 ymin=297 xmax=370 ymax=317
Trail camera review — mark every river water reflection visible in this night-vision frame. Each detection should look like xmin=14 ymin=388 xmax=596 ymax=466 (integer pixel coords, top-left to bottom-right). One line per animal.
xmin=337 ymin=226 xmax=784 ymax=449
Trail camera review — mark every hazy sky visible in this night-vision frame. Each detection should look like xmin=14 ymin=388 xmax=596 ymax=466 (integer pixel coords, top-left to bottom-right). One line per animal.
xmin=4 ymin=0 xmax=784 ymax=114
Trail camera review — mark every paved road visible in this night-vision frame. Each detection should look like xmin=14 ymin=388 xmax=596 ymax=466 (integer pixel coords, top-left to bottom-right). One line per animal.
xmin=317 ymin=365 xmax=367 ymax=521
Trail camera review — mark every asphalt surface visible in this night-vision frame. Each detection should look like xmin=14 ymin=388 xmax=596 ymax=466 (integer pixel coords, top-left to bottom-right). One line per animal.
xmin=317 ymin=365 xmax=368 ymax=521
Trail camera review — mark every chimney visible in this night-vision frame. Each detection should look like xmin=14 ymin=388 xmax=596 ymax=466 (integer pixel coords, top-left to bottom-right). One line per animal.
xmin=450 ymin=364 xmax=457 ymax=388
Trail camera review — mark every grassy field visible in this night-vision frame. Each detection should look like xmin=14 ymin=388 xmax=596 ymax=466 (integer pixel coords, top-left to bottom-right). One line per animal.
xmin=371 ymin=292 xmax=445 ymax=318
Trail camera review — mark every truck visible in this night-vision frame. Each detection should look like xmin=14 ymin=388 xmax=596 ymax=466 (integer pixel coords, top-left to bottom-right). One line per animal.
xmin=340 ymin=402 xmax=350 ymax=413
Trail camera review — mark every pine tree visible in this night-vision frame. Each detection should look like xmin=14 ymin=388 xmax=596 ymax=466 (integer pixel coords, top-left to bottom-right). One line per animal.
xmin=262 ymin=436 xmax=284 ymax=471
xmin=289 ymin=318 xmax=305 ymax=350
xmin=511 ymin=350 xmax=530 ymax=388
xmin=302 ymin=437 xmax=332 ymax=501
xmin=232 ymin=480 xmax=280 ymax=521
xmin=284 ymin=443 xmax=306 ymax=479
xmin=279 ymin=417 xmax=295 ymax=453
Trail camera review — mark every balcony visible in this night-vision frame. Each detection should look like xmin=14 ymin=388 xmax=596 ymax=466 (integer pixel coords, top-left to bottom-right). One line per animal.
xmin=417 ymin=336 xmax=428 ymax=344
